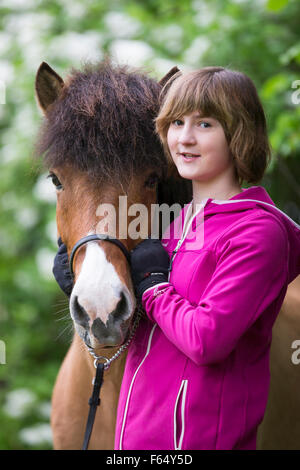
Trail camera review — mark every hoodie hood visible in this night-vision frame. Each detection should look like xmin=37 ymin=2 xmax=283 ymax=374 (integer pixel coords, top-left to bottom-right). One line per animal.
xmin=205 ymin=186 xmax=300 ymax=284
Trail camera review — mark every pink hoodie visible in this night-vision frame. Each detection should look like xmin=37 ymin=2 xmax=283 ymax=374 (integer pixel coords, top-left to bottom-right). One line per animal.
xmin=114 ymin=186 xmax=300 ymax=450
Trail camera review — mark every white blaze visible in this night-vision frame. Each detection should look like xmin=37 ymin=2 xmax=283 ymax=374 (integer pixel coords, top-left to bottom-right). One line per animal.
xmin=70 ymin=241 xmax=132 ymax=325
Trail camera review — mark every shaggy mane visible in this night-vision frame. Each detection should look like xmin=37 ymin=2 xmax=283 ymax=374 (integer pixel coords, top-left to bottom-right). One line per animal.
xmin=35 ymin=61 xmax=167 ymax=182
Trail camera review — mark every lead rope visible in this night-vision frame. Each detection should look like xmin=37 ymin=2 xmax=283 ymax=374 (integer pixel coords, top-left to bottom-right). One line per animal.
xmin=82 ymin=303 xmax=143 ymax=450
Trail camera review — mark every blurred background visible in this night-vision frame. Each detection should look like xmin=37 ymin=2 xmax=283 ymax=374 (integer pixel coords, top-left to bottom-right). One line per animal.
xmin=0 ymin=0 xmax=299 ymax=450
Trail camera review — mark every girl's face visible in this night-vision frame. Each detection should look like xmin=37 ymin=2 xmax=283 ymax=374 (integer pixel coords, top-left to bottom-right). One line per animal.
xmin=167 ymin=111 xmax=234 ymax=184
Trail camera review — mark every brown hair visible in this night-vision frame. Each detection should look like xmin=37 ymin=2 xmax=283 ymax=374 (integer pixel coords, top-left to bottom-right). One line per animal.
xmin=155 ymin=66 xmax=271 ymax=185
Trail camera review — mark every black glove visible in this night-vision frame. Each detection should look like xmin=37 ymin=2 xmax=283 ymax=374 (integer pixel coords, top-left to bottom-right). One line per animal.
xmin=130 ymin=238 xmax=170 ymax=299
xmin=52 ymin=237 xmax=73 ymax=297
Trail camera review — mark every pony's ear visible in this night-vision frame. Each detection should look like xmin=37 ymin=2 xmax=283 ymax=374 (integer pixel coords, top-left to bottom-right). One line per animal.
xmin=158 ymin=66 xmax=180 ymax=88
xmin=35 ymin=62 xmax=64 ymax=114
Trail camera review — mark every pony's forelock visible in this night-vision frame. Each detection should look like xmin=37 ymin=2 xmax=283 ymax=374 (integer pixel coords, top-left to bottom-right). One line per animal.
xmin=35 ymin=61 xmax=167 ymax=182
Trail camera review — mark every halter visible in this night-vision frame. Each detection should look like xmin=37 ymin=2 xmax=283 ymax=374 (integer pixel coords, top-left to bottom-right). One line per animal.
xmin=69 ymin=233 xmax=131 ymax=279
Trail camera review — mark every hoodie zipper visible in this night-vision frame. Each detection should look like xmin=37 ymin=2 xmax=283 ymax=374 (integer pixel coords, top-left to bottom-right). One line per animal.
xmin=168 ymin=240 xmax=183 ymax=274
xmin=168 ymin=199 xmax=208 ymax=280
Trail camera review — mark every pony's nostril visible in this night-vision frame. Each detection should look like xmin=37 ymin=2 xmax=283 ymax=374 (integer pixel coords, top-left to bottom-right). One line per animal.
xmin=112 ymin=292 xmax=128 ymax=320
xmin=91 ymin=293 xmax=130 ymax=345
xmin=71 ymin=295 xmax=90 ymax=328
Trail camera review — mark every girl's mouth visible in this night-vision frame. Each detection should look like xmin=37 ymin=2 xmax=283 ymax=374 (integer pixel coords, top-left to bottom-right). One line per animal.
xmin=179 ymin=152 xmax=201 ymax=162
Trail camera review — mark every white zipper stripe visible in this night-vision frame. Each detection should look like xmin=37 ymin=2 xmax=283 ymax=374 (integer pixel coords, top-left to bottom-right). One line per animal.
xmin=211 ymin=198 xmax=300 ymax=229
xmin=118 ymin=323 xmax=157 ymax=450
xmin=174 ymin=379 xmax=188 ymax=450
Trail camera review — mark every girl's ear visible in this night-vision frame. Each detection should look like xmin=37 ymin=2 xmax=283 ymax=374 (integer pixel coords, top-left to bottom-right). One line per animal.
xmin=158 ymin=66 xmax=180 ymax=88
xmin=35 ymin=62 xmax=64 ymax=115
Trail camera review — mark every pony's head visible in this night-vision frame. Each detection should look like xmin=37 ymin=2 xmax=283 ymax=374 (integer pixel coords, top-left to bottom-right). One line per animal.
xmin=35 ymin=60 xmax=191 ymax=351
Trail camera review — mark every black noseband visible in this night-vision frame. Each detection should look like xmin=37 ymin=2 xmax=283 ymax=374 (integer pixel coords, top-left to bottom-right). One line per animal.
xmin=69 ymin=234 xmax=131 ymax=279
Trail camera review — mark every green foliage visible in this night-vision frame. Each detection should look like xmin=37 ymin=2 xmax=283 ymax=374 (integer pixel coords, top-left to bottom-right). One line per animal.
xmin=0 ymin=0 xmax=299 ymax=449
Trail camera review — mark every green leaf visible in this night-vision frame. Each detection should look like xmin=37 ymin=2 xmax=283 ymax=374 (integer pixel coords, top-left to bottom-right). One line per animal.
xmin=267 ymin=0 xmax=289 ymax=12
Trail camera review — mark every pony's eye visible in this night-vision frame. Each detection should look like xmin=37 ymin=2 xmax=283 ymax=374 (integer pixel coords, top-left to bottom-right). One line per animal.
xmin=47 ymin=172 xmax=63 ymax=190
xmin=145 ymin=173 xmax=159 ymax=189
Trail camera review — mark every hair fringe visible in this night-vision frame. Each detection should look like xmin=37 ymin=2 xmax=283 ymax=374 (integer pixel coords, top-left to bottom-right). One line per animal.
xmin=35 ymin=61 xmax=168 ymax=182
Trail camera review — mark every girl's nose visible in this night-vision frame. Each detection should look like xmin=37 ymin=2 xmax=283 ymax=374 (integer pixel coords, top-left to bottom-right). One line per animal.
xmin=178 ymin=124 xmax=197 ymax=145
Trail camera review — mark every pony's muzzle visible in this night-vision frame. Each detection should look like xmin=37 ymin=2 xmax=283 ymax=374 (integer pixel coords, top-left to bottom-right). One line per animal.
xmin=70 ymin=291 xmax=134 ymax=347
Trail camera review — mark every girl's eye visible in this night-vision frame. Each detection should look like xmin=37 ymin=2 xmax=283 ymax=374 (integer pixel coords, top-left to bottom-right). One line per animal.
xmin=47 ymin=172 xmax=63 ymax=190
xmin=172 ymin=119 xmax=184 ymax=126
xmin=199 ymin=121 xmax=211 ymax=128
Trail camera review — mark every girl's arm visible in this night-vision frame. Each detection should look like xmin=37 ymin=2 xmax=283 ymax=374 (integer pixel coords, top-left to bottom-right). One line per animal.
xmin=142 ymin=214 xmax=289 ymax=365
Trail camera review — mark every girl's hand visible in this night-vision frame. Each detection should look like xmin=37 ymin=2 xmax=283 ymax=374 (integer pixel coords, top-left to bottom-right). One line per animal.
xmin=130 ymin=238 xmax=170 ymax=299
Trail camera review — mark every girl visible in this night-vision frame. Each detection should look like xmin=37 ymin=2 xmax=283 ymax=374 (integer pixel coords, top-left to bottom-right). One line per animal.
xmin=114 ymin=67 xmax=300 ymax=450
